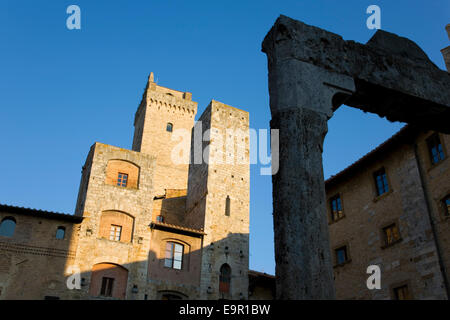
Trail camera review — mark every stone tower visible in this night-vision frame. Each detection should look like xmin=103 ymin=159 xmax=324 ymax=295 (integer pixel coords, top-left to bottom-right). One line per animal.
xmin=441 ymin=24 xmax=450 ymax=71
xmin=132 ymin=73 xmax=198 ymax=196
xmin=185 ymin=100 xmax=250 ymax=300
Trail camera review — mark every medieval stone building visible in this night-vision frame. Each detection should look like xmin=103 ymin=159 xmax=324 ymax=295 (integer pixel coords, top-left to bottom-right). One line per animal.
xmin=325 ymin=25 xmax=450 ymax=300
xmin=326 ymin=126 xmax=450 ymax=299
xmin=0 ymin=73 xmax=275 ymax=300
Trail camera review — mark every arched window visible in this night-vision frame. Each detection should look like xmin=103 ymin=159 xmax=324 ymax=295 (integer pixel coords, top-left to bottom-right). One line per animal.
xmin=164 ymin=242 xmax=183 ymax=270
xmin=0 ymin=217 xmax=16 ymax=238
xmin=166 ymin=123 xmax=173 ymax=132
xmin=55 ymin=226 xmax=65 ymax=240
xmin=225 ymin=196 xmax=230 ymax=216
xmin=219 ymin=264 xmax=231 ymax=294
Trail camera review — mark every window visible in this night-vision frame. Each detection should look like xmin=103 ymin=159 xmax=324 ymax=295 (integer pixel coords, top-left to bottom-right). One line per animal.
xmin=383 ymin=223 xmax=401 ymax=246
xmin=55 ymin=226 xmax=65 ymax=240
xmin=164 ymin=242 xmax=183 ymax=270
xmin=156 ymin=215 xmax=164 ymax=223
xmin=335 ymin=246 xmax=349 ymax=265
xmin=225 ymin=196 xmax=230 ymax=216
xmin=109 ymin=225 xmax=122 ymax=241
xmin=427 ymin=134 xmax=445 ymax=165
xmin=166 ymin=123 xmax=173 ymax=132
xmin=443 ymin=195 xmax=450 ymax=217
xmin=0 ymin=217 xmax=16 ymax=238
xmin=330 ymin=194 xmax=344 ymax=221
xmin=374 ymin=168 xmax=389 ymax=196
xmin=117 ymin=173 xmax=128 ymax=187
xmin=219 ymin=264 xmax=231 ymax=294
xmin=100 ymin=277 xmax=114 ymax=297
xmin=393 ymin=284 xmax=411 ymax=300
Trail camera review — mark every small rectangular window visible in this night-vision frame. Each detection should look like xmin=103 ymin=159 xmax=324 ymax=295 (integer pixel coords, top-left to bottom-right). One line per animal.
xmin=393 ymin=284 xmax=411 ymax=300
xmin=374 ymin=168 xmax=389 ymax=196
xmin=109 ymin=225 xmax=122 ymax=241
xmin=55 ymin=226 xmax=65 ymax=240
xmin=225 ymin=196 xmax=231 ymax=216
xmin=330 ymin=194 xmax=344 ymax=222
xmin=100 ymin=277 xmax=114 ymax=297
xmin=427 ymin=134 xmax=445 ymax=165
xmin=117 ymin=173 xmax=128 ymax=187
xmin=335 ymin=246 xmax=348 ymax=265
xmin=383 ymin=223 xmax=401 ymax=246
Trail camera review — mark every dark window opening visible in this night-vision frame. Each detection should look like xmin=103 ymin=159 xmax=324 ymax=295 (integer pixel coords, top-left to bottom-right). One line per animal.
xmin=427 ymin=134 xmax=445 ymax=165
xmin=330 ymin=194 xmax=344 ymax=221
xmin=383 ymin=223 xmax=401 ymax=246
xmin=374 ymin=168 xmax=389 ymax=196
xmin=55 ymin=226 xmax=65 ymax=240
xmin=117 ymin=173 xmax=128 ymax=187
xmin=0 ymin=217 xmax=16 ymax=238
xmin=164 ymin=242 xmax=183 ymax=270
xmin=100 ymin=277 xmax=114 ymax=297
xmin=225 ymin=196 xmax=231 ymax=216
xmin=166 ymin=123 xmax=173 ymax=132
xmin=219 ymin=264 xmax=231 ymax=294
xmin=393 ymin=284 xmax=411 ymax=300
xmin=335 ymin=246 xmax=348 ymax=265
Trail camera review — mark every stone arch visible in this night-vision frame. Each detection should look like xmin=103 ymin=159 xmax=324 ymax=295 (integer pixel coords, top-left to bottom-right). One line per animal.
xmin=158 ymin=290 xmax=188 ymax=300
xmin=88 ymin=262 xmax=128 ymax=300
xmin=99 ymin=210 xmax=135 ymax=243
xmin=105 ymin=159 xmax=140 ymax=189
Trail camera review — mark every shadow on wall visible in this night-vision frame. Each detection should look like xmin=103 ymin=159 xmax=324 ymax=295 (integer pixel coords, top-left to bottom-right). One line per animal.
xmin=63 ymin=232 xmax=251 ymax=300
xmin=0 ymin=214 xmax=252 ymax=300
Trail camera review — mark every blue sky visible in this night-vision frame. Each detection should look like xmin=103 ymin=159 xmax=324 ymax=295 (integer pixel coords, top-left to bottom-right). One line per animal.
xmin=1 ymin=0 xmax=448 ymax=275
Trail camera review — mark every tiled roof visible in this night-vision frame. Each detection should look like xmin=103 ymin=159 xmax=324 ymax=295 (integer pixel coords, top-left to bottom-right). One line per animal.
xmin=248 ymin=270 xmax=275 ymax=279
xmin=149 ymin=221 xmax=206 ymax=236
xmin=0 ymin=203 xmax=83 ymax=223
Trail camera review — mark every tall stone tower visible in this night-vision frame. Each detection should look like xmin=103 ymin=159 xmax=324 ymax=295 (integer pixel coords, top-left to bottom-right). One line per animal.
xmin=441 ymin=24 xmax=450 ymax=71
xmin=185 ymin=100 xmax=250 ymax=300
xmin=132 ymin=73 xmax=198 ymax=196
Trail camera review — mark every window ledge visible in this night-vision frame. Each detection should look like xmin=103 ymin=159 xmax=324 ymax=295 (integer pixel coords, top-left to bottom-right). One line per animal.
xmin=381 ymin=238 xmax=403 ymax=250
xmin=427 ymin=157 xmax=447 ymax=172
xmin=329 ymin=215 xmax=346 ymax=225
xmin=333 ymin=259 xmax=352 ymax=268
xmin=98 ymin=237 xmax=133 ymax=246
xmin=373 ymin=189 xmax=393 ymax=203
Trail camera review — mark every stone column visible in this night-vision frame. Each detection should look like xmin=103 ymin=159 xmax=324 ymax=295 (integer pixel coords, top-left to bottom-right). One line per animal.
xmin=270 ymin=107 xmax=335 ymax=299
xmin=262 ymin=17 xmax=355 ymax=300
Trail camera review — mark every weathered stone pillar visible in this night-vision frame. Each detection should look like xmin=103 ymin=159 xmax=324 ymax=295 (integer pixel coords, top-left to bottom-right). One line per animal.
xmin=262 ymin=14 xmax=450 ymax=299
xmin=262 ymin=17 xmax=356 ymax=300
xmin=270 ymin=107 xmax=335 ymax=299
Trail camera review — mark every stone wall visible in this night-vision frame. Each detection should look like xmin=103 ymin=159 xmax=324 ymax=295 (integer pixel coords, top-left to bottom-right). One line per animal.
xmin=326 ymin=129 xmax=449 ymax=299
xmin=186 ymin=100 xmax=250 ymax=300
xmin=70 ymin=142 xmax=156 ymax=300
xmin=0 ymin=208 xmax=81 ymax=299
xmin=132 ymin=74 xmax=198 ymax=196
